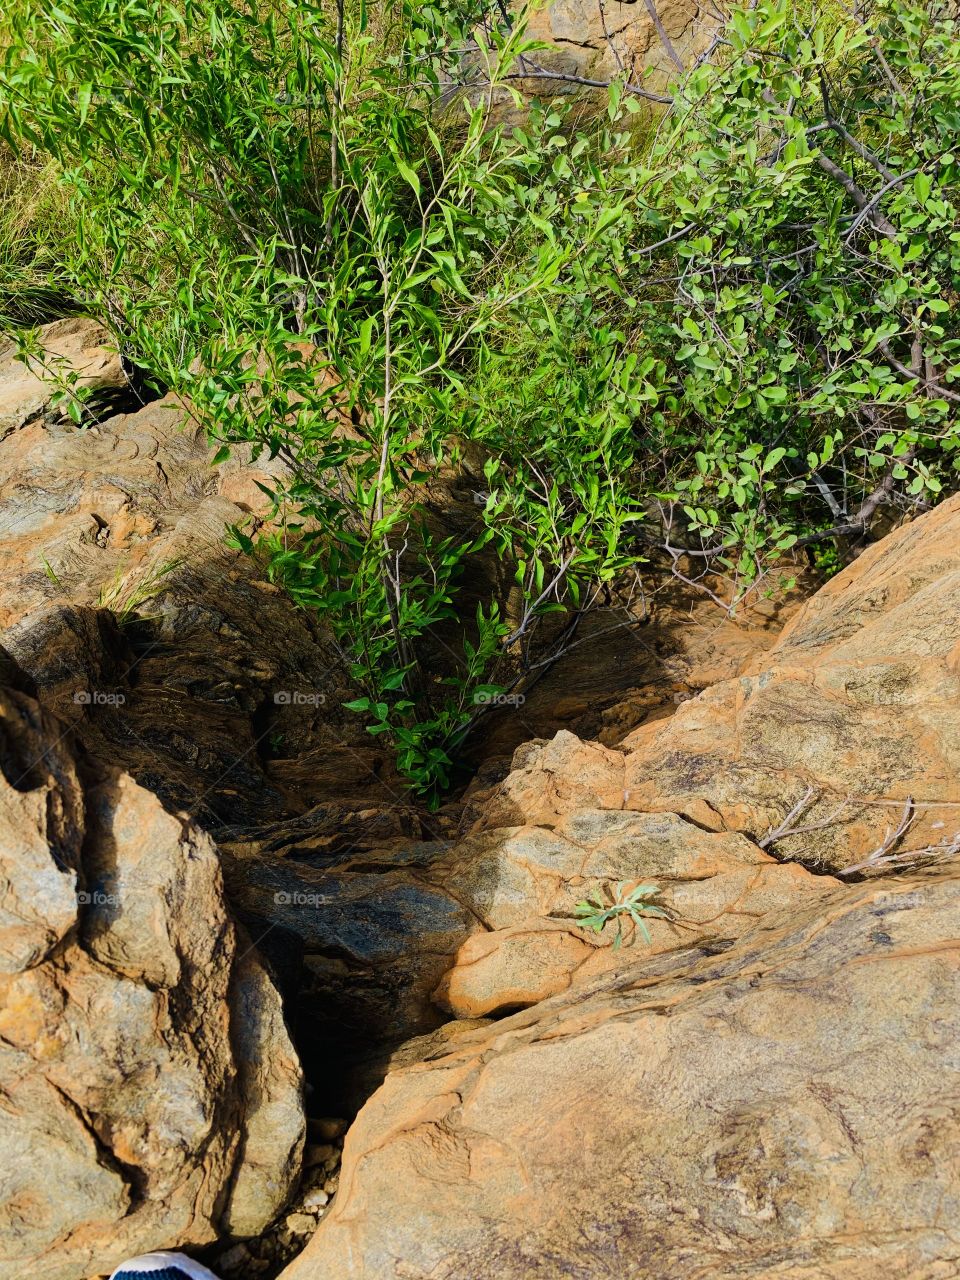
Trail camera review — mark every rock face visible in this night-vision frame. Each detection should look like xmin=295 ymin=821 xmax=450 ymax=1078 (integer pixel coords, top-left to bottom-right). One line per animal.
xmin=521 ymin=0 xmax=720 ymax=94
xmin=280 ymin=497 xmax=960 ymax=1280
xmin=0 ymin=681 xmax=304 ymax=1280
xmin=2 ymin=318 xmax=803 ymax=1120
xmin=620 ymin=493 xmax=960 ymax=870
xmin=223 ymin=844 xmax=482 ymax=1110
xmin=0 ymin=316 xmax=125 ymax=440
xmin=236 ymin=487 xmax=960 ymax=1083
xmin=432 ymin=807 xmax=832 ymax=1017
xmin=0 ymin=320 xmax=415 ymax=840
xmin=282 ymin=869 xmax=960 ymax=1280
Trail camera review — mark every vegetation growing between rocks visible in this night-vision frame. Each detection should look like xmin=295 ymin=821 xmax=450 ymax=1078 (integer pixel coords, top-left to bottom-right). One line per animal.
xmin=1 ymin=0 xmax=958 ymax=797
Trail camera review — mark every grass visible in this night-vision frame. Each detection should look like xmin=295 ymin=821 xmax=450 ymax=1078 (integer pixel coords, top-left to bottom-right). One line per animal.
xmin=0 ymin=143 xmax=70 ymax=327
xmin=96 ymin=557 xmax=184 ymax=623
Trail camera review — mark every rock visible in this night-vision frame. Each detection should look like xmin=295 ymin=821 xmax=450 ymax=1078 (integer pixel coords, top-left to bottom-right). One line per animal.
xmin=222 ymin=845 xmax=482 ymax=1109
xmin=307 ymin=1118 xmax=348 ymax=1142
xmin=303 ymin=1143 xmax=338 ymax=1170
xmin=433 ymin=922 xmax=596 ymax=1017
xmin=284 ymin=1214 xmax=315 ymax=1235
xmin=621 ymin=495 xmax=960 ymax=870
xmin=428 ymin=808 xmax=836 ymax=1017
xmin=522 ymin=0 xmax=720 ymax=95
xmin=470 ymin=1 xmax=721 ymax=121
xmin=0 ymin=682 xmax=304 ymax=1280
xmin=221 ymin=947 xmax=306 ymax=1238
xmin=466 ymin=731 xmax=626 ymax=829
xmin=279 ymin=868 xmax=960 ymax=1280
xmin=0 ymin=317 xmax=126 ymax=440
xmin=0 ymin=319 xmax=410 ymax=838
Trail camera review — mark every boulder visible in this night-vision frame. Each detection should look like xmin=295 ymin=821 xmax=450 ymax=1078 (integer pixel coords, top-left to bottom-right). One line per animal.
xmin=621 ymin=494 xmax=960 ymax=870
xmin=0 ymin=316 xmax=126 ymax=440
xmin=223 ymin=846 xmax=482 ymax=1106
xmin=0 ymin=682 xmax=304 ymax=1280
xmin=429 ymin=808 xmax=836 ymax=1017
xmin=0 ymin=318 xmax=413 ymax=838
xmin=467 ymin=732 xmax=626 ymax=830
xmin=280 ymin=868 xmax=960 ymax=1280
xmin=522 ymin=0 xmax=721 ymax=94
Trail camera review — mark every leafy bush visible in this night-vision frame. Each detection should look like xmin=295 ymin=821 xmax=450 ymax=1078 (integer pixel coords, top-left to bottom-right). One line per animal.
xmin=1 ymin=0 xmax=958 ymax=797
xmin=641 ymin=0 xmax=960 ymax=575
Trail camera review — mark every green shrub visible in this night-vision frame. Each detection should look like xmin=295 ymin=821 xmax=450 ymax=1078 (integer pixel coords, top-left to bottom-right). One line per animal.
xmin=1 ymin=0 xmax=958 ymax=798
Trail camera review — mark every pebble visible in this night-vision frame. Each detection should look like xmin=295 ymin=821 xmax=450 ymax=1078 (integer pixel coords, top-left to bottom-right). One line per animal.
xmin=285 ymin=1211 xmax=317 ymax=1234
xmin=304 ymin=1142 xmax=338 ymax=1168
xmin=309 ymin=1116 xmax=348 ymax=1141
xmin=302 ymin=1187 xmax=330 ymax=1210
xmin=217 ymin=1244 xmax=252 ymax=1269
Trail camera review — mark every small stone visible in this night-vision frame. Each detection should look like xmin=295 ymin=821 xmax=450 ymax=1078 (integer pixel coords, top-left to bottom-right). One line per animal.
xmin=309 ymin=1116 xmax=348 ymax=1141
xmin=323 ymin=1177 xmax=339 ymax=1194
xmin=302 ymin=1187 xmax=330 ymax=1210
xmin=304 ymin=1142 xmax=337 ymax=1168
xmin=217 ymin=1244 xmax=252 ymax=1270
xmin=286 ymin=1211 xmax=317 ymax=1234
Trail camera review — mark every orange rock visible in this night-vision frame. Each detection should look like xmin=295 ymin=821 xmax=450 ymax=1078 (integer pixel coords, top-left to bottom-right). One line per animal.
xmin=279 ymin=871 xmax=960 ymax=1280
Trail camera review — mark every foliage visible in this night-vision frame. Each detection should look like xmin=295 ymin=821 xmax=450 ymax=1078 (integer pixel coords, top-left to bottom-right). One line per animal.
xmin=1 ymin=0 xmax=958 ymax=797
xmin=636 ymin=0 xmax=960 ymax=580
xmin=573 ymin=882 xmax=668 ymax=947
xmin=0 ymin=144 xmax=67 ymax=325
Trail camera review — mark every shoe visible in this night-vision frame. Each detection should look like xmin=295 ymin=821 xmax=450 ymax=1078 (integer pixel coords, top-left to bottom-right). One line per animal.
xmin=108 ymin=1252 xmax=221 ymax=1280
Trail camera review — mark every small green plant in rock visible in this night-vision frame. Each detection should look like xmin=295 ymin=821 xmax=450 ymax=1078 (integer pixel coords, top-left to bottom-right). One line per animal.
xmin=96 ymin=557 xmax=183 ymax=624
xmin=573 ymin=882 xmax=667 ymax=948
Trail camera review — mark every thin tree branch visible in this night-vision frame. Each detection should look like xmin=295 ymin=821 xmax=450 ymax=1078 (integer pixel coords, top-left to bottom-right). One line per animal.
xmin=642 ymin=0 xmax=686 ymax=72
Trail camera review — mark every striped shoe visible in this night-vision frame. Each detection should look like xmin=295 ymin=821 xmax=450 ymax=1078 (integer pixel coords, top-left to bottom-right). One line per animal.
xmin=108 ymin=1252 xmax=221 ymax=1280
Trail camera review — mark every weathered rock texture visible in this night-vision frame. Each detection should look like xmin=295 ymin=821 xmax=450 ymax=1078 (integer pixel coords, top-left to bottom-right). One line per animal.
xmin=281 ymin=869 xmax=960 ymax=1280
xmin=0 ymin=320 xmax=417 ymax=841
xmin=0 ymin=316 xmax=125 ymax=440
xmin=0 ymin=321 xmax=807 ymax=1109
xmin=620 ymin=493 xmax=960 ymax=869
xmin=521 ymin=0 xmax=723 ymax=95
xmin=432 ymin=807 xmax=833 ymax=1017
xmin=0 ymin=682 xmax=304 ymax=1280
xmin=279 ymin=496 xmax=960 ymax=1279
xmin=236 ymin=496 xmax=960 ymax=1078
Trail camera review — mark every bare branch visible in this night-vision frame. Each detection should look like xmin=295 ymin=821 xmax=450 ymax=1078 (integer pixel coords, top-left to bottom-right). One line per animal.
xmin=642 ymin=0 xmax=685 ymax=72
xmin=838 ymin=797 xmax=918 ymax=875
xmin=499 ymin=65 xmax=673 ymax=105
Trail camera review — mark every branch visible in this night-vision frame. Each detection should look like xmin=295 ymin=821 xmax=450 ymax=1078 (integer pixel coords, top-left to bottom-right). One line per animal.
xmin=838 ymin=797 xmax=916 ymax=875
xmin=877 ymin=339 xmax=960 ymax=404
xmin=759 ymin=786 xmax=818 ymax=848
xmin=843 ymin=168 xmax=919 ymax=242
xmin=813 ymin=151 xmax=898 ymax=239
xmin=642 ymin=0 xmax=685 ymax=72
xmin=499 ymin=66 xmax=673 ymax=105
